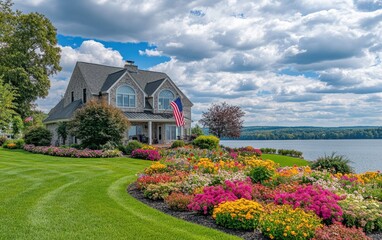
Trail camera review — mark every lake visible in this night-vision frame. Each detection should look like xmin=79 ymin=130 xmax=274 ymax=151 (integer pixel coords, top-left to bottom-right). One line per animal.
xmin=221 ymin=139 xmax=382 ymax=173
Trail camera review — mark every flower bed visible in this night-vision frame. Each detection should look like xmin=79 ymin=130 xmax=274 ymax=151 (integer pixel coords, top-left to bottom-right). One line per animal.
xmin=132 ymin=146 xmax=382 ymax=239
xmin=131 ymin=149 xmax=161 ymax=161
xmin=23 ymin=144 xmax=122 ymax=158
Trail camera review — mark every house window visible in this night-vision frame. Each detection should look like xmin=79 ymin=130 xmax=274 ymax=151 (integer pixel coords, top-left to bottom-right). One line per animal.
xmin=71 ymin=91 xmax=74 ymax=102
xmin=159 ymin=90 xmax=174 ymax=110
xmin=83 ymin=88 xmax=87 ymax=103
xmin=116 ymin=85 xmax=135 ymax=107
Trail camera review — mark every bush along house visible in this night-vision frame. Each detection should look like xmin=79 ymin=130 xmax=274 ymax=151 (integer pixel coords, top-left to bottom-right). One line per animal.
xmin=44 ymin=61 xmax=193 ymax=145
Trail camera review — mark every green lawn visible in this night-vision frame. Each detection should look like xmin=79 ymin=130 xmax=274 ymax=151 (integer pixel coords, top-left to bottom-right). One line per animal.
xmin=262 ymin=154 xmax=309 ymax=167
xmin=0 ymin=148 xmax=239 ymax=240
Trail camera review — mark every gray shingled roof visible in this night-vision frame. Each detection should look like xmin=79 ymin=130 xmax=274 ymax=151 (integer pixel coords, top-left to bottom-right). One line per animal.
xmin=144 ymin=78 xmax=165 ymax=96
xmin=125 ymin=112 xmax=174 ymax=121
xmin=77 ymin=62 xmax=123 ymax=94
xmin=101 ymin=69 xmax=126 ymax=92
xmin=44 ymin=100 xmax=82 ymax=123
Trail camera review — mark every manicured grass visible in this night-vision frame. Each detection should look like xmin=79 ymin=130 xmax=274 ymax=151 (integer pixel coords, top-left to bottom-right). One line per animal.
xmin=262 ymin=154 xmax=309 ymax=167
xmin=0 ymin=148 xmax=239 ymax=240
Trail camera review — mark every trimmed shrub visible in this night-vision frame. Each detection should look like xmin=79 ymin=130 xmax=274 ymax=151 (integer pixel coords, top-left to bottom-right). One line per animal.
xmin=2 ymin=139 xmax=25 ymax=149
xmin=0 ymin=136 xmax=7 ymax=146
xmin=121 ymin=140 xmax=143 ymax=155
xmin=171 ymin=140 xmax=185 ymax=148
xmin=24 ymin=126 xmax=52 ymax=146
xmin=311 ymin=152 xmax=354 ymax=174
xmin=69 ymin=143 xmax=81 ymax=149
xmin=260 ymin=148 xmax=277 ymax=154
xmin=192 ymin=135 xmax=219 ymax=150
xmin=23 ymin=144 xmax=122 ymax=158
xmin=131 ymin=149 xmax=161 ymax=161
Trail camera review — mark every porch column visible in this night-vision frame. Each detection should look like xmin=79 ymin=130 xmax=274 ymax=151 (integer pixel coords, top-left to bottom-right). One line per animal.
xmin=148 ymin=121 xmax=152 ymax=145
xmin=180 ymin=126 xmax=184 ymax=140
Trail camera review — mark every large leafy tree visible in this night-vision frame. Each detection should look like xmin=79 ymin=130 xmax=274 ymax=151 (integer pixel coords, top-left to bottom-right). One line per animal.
xmin=0 ymin=0 xmax=61 ymax=117
xmin=0 ymin=78 xmax=16 ymax=130
xmin=199 ymin=102 xmax=245 ymax=138
xmin=69 ymin=100 xmax=130 ymax=148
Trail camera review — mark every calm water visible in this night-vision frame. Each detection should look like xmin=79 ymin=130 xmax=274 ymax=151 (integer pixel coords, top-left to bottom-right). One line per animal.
xmin=221 ymin=139 xmax=382 ymax=173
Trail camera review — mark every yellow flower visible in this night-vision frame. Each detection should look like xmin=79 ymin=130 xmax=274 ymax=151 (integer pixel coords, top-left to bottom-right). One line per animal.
xmin=269 ymin=234 xmax=274 ymax=239
xmin=283 ymin=233 xmax=287 ymax=237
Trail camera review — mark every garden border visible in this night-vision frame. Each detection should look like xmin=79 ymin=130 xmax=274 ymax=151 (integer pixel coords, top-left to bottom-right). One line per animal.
xmin=127 ymin=183 xmax=382 ymax=240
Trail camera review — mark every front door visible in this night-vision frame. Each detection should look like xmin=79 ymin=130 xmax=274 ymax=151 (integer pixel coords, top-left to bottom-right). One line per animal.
xmin=165 ymin=124 xmax=178 ymax=142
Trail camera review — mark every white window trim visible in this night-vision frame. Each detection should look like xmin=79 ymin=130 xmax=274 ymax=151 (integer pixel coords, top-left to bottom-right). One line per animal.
xmin=158 ymin=89 xmax=175 ymax=110
xmin=116 ymin=84 xmax=137 ymax=108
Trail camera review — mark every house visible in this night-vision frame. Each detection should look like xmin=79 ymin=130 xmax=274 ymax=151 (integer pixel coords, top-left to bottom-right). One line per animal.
xmin=44 ymin=61 xmax=193 ymax=145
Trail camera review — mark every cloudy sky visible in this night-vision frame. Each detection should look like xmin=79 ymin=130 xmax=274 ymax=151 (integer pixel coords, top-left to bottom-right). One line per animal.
xmin=13 ymin=0 xmax=382 ymax=126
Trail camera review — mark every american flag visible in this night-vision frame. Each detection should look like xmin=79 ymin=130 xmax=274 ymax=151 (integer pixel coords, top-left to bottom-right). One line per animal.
xmin=24 ymin=116 xmax=33 ymax=123
xmin=170 ymin=97 xmax=185 ymax=126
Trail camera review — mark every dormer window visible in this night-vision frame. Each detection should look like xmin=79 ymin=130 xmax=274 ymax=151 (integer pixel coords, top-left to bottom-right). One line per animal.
xmin=159 ymin=90 xmax=174 ymax=110
xmin=71 ymin=91 xmax=74 ymax=102
xmin=116 ymin=85 xmax=136 ymax=107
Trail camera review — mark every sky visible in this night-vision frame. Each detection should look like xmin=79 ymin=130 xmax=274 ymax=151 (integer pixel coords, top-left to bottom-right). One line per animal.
xmin=12 ymin=0 xmax=382 ymax=127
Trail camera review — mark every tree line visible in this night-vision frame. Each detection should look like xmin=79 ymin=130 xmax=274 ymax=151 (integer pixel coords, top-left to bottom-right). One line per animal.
xmin=228 ymin=126 xmax=382 ymax=140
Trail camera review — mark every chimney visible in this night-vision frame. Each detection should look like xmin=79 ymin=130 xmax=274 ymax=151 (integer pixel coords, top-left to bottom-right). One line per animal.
xmin=124 ymin=60 xmax=138 ymax=73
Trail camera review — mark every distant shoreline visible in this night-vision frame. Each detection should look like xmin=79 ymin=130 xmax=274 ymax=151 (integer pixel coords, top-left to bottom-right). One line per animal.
xmin=220 ymin=126 xmax=382 ymax=140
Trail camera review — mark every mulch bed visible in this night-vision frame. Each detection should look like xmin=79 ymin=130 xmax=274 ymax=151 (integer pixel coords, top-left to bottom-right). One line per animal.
xmin=127 ymin=183 xmax=382 ymax=240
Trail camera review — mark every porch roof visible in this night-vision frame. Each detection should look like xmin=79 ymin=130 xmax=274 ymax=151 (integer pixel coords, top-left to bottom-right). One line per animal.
xmin=124 ymin=111 xmax=174 ymax=122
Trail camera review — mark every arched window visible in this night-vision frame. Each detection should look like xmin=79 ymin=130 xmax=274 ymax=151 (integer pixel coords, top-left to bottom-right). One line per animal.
xmin=116 ymin=85 xmax=136 ymax=107
xmin=159 ymin=90 xmax=174 ymax=110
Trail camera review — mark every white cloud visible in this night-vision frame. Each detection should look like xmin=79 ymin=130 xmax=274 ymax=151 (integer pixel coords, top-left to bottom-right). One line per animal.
xmin=138 ymin=48 xmax=163 ymax=57
xmin=36 ymin=40 xmax=124 ymax=112
xmin=13 ymin=0 xmax=381 ymax=125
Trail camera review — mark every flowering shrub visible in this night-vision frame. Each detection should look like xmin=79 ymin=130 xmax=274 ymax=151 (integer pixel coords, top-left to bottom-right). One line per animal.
xmin=164 ymin=192 xmax=194 ymax=211
xmin=275 ymin=185 xmax=343 ymax=223
xmin=276 ymin=166 xmax=312 ymax=178
xmin=141 ymin=144 xmax=156 ymax=150
xmin=6 ymin=143 xmax=17 ymax=149
xmin=131 ymin=149 xmax=161 ymax=161
xmin=259 ymin=204 xmax=322 ymax=240
xmin=236 ymin=146 xmax=262 ymax=157
xmin=23 ymin=144 xmax=122 ymax=158
xmin=340 ymin=194 xmax=382 ymax=233
xmin=359 ymin=171 xmax=382 ymax=184
xmin=180 ymin=172 xmax=214 ymax=194
xmin=196 ymin=158 xmax=217 ymax=174
xmin=244 ymin=158 xmax=279 ymax=171
xmin=213 ymin=198 xmax=264 ymax=230
xmin=137 ymin=173 xmax=173 ymax=190
xmin=187 ymin=180 xmax=253 ymax=215
xmin=144 ymin=162 xmax=167 ymax=175
xmin=188 ymin=185 xmax=238 ymax=215
xmin=313 ymin=222 xmax=372 ymax=240
xmin=224 ymin=180 xmax=253 ymax=200
xmin=143 ymin=182 xmax=181 ymax=200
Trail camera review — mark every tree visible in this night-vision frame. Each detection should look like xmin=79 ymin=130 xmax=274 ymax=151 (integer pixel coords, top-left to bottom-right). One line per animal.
xmin=24 ymin=126 xmax=51 ymax=146
xmin=57 ymin=121 xmax=68 ymax=145
xmin=191 ymin=124 xmax=204 ymax=136
xmin=69 ymin=100 xmax=130 ymax=148
xmin=0 ymin=0 xmax=61 ymax=117
xmin=0 ymin=78 xmax=16 ymax=130
xmin=199 ymin=102 xmax=245 ymax=138
xmin=11 ymin=115 xmax=23 ymax=138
